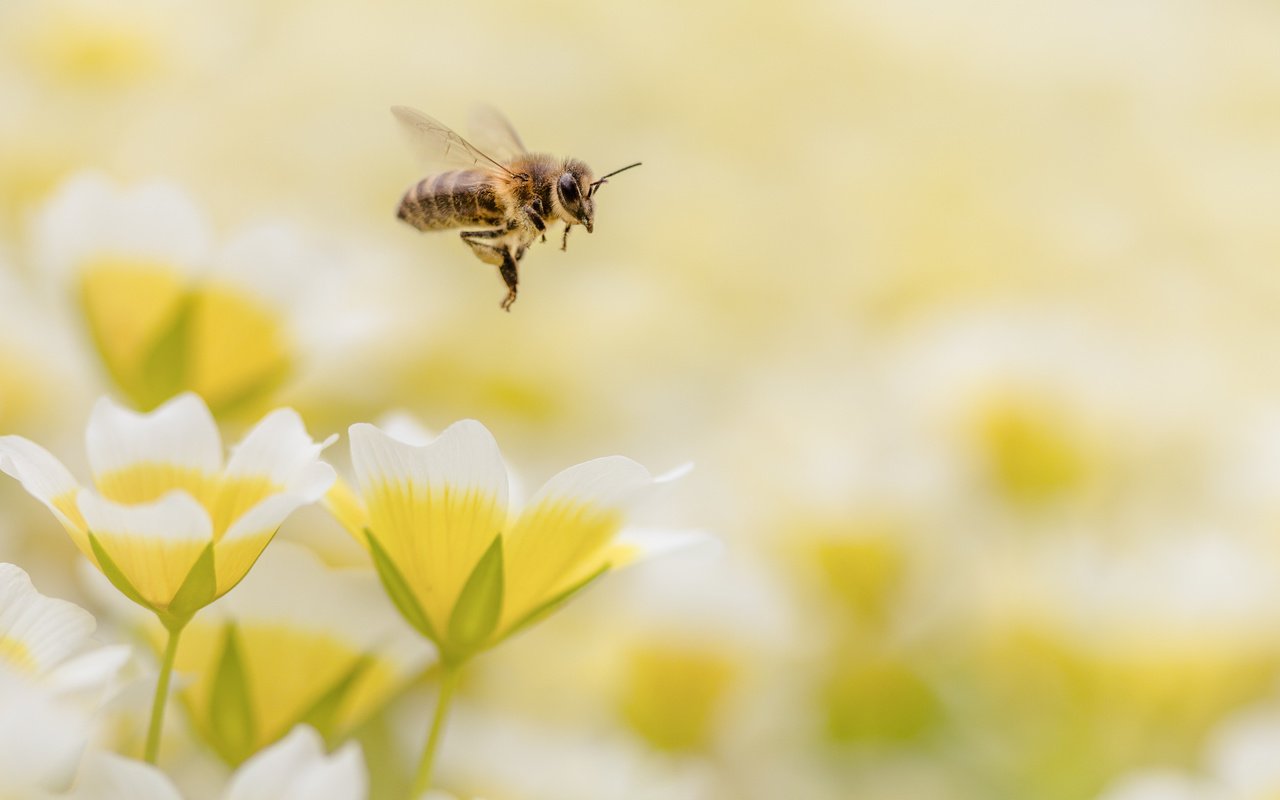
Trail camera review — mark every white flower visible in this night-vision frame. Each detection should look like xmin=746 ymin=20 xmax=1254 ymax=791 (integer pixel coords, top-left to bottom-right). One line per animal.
xmin=327 ymin=418 xmax=707 ymax=662
xmin=0 ymin=393 xmax=334 ymax=623
xmin=0 ymin=562 xmax=129 ymax=700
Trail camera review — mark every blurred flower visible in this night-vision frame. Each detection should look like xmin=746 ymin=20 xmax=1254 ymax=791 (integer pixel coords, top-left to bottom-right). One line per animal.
xmin=3 ymin=0 xmax=172 ymax=91
xmin=64 ymin=725 xmax=366 ymax=800
xmin=163 ymin=542 xmax=432 ymax=765
xmin=0 ymin=562 xmax=130 ymax=701
xmin=0 ymin=560 xmax=94 ymax=676
xmin=0 ymin=393 xmax=334 ymax=623
xmin=330 ymin=418 xmax=700 ymax=663
xmin=222 ymin=725 xmax=366 ymax=800
xmin=29 ymin=173 xmax=328 ymax=420
xmin=0 ymin=563 xmax=131 ymax=798
xmin=0 ymin=667 xmax=96 ymax=798
xmin=619 ymin=642 xmax=736 ymax=753
xmin=1098 ymin=697 xmax=1280 ymax=800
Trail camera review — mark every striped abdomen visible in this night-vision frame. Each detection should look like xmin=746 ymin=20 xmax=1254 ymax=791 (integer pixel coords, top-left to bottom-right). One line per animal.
xmin=397 ymin=170 xmax=506 ymax=231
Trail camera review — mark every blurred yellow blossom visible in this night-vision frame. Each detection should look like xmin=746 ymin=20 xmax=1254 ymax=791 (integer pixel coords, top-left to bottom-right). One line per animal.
xmin=162 ymin=543 xmax=433 ymax=765
xmin=619 ymin=642 xmax=736 ymax=753
xmin=30 ymin=174 xmax=308 ymax=419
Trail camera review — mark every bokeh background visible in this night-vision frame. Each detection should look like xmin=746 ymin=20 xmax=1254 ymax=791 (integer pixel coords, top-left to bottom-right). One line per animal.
xmin=5 ymin=1 xmax=1280 ymax=798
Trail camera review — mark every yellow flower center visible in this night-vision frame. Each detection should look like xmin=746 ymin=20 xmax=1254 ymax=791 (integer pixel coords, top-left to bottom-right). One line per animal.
xmin=23 ymin=13 xmax=163 ymax=87
xmin=620 ymin=643 xmax=737 ymax=752
xmin=95 ymin=464 xmax=278 ymax=537
xmin=0 ymin=636 xmax=35 ymax=674
xmin=969 ymin=390 xmax=1094 ymax=506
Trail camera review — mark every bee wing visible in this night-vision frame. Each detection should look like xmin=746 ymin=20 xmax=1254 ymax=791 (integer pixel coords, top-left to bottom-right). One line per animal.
xmin=390 ymin=105 xmax=515 ymax=177
xmin=467 ymin=105 xmax=528 ymax=163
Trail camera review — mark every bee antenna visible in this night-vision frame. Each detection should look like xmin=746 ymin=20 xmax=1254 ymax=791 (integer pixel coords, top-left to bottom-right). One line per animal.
xmin=588 ymin=162 xmax=642 ymax=197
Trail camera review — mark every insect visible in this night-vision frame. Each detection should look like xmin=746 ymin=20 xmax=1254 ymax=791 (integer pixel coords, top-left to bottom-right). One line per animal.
xmin=392 ymin=105 xmax=641 ymax=311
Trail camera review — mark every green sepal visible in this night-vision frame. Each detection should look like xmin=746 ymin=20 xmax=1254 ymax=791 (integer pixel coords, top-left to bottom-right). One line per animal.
xmin=87 ymin=531 xmax=155 ymax=615
xmin=208 ymin=623 xmax=257 ymax=765
xmin=500 ymin=561 xmax=611 ymax=644
xmin=135 ymin=295 xmax=194 ymax=412
xmin=164 ymin=542 xmax=217 ymax=625
xmin=365 ymin=528 xmax=439 ymax=644
xmin=446 ymin=534 xmax=505 ymax=657
xmin=297 ymin=655 xmax=373 ymax=743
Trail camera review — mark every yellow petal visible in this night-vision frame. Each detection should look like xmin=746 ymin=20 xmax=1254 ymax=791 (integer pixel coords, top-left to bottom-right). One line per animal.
xmin=78 ymin=258 xmax=186 ymax=399
xmin=501 ymin=456 xmax=652 ymax=632
xmin=188 ymin=283 xmax=291 ymax=418
xmin=501 ymin=497 xmax=623 ymax=632
xmin=78 ymin=490 xmax=213 ymax=609
xmin=94 ymin=462 xmax=215 ymax=508
xmin=350 ymin=421 xmax=508 ymax=633
xmin=323 ymin=478 xmax=369 ymax=543
xmin=0 ymin=436 xmax=89 ymax=553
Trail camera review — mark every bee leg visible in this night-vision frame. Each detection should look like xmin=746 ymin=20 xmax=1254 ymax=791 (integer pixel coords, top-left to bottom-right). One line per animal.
xmin=561 ymin=224 xmax=572 ymax=252
xmin=460 ymin=229 xmax=506 ymax=265
xmin=498 ymin=247 xmax=520 ymax=311
xmin=521 ymin=205 xmax=546 ymax=234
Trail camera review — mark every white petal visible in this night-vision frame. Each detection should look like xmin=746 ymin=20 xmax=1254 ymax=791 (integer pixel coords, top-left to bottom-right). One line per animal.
xmin=224 ymin=726 xmax=366 ymax=800
xmin=86 ymin=394 xmax=222 ymax=479
xmin=278 ymin=742 xmax=366 ymax=800
xmin=528 ymin=455 xmax=654 ymax=510
xmin=0 ymin=563 xmax=96 ymax=677
xmin=212 ymin=223 xmax=316 ymax=310
xmin=43 ymin=644 xmax=132 ymax=700
xmin=0 ymin=669 xmax=90 ymax=793
xmin=225 ymin=408 xmax=334 ymax=488
xmin=612 ymin=527 xmax=720 ymax=564
xmin=32 ymin=171 xmax=212 ymax=282
xmin=350 ymin=419 xmax=508 ymax=508
xmin=221 ymin=462 xmax=336 ymax=544
xmin=77 ymin=490 xmax=213 ymax=544
xmin=1096 ymin=771 xmax=1221 ymax=800
xmin=653 ymin=462 xmax=695 ymax=483
xmin=376 ymin=411 xmax=437 ymax=446
xmin=77 ymin=491 xmax=214 ymax=606
xmin=0 ymin=436 xmax=82 ymax=527
xmin=67 ymin=751 xmax=183 ymax=800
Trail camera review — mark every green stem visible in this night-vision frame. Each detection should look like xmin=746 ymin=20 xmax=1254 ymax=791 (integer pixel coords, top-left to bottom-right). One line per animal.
xmin=410 ymin=665 xmax=461 ymax=799
xmin=144 ymin=621 xmax=185 ymax=764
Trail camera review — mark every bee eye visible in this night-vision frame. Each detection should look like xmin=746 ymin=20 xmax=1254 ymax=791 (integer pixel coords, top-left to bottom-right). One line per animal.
xmin=558 ymin=173 xmax=580 ymax=205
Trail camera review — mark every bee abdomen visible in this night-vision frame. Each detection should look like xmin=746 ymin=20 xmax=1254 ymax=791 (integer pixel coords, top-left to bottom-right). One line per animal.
xmin=397 ymin=170 xmax=506 ymax=231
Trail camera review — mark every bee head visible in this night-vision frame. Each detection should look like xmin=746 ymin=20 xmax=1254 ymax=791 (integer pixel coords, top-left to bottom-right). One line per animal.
xmin=555 ymin=161 xmax=595 ymax=233
xmin=555 ymin=160 xmax=642 ymax=235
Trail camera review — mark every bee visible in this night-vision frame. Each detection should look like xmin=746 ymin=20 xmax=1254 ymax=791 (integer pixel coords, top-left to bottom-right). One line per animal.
xmin=392 ymin=105 xmax=641 ymax=311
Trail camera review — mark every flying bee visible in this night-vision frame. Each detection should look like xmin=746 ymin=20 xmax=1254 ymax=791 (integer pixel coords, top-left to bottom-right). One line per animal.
xmin=392 ymin=105 xmax=641 ymax=311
